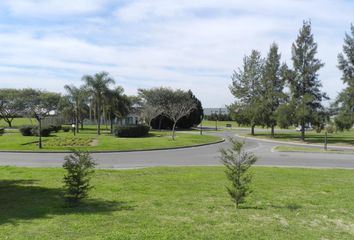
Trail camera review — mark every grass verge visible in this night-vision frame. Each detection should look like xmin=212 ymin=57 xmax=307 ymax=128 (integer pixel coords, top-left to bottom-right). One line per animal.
xmin=0 ymin=130 xmax=221 ymax=151
xmin=1 ymin=166 xmax=354 ymax=239
xmin=242 ymin=130 xmax=354 ymax=147
xmin=273 ymin=145 xmax=354 ymax=154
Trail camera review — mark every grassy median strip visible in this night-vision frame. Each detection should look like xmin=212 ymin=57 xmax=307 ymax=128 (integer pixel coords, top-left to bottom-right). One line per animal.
xmin=243 ymin=130 xmax=354 ymax=147
xmin=273 ymin=145 xmax=354 ymax=154
xmin=1 ymin=166 xmax=354 ymax=239
xmin=0 ymin=131 xmax=221 ymax=151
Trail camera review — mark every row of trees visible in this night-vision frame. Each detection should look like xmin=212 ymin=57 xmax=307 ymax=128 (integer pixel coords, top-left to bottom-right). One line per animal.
xmin=0 ymin=74 xmax=204 ymax=141
xmin=0 ymin=72 xmax=131 ymax=136
xmin=229 ymin=21 xmax=354 ymax=140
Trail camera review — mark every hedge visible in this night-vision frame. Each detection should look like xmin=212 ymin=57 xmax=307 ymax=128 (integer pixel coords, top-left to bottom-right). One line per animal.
xmin=114 ymin=124 xmax=150 ymax=138
xmin=19 ymin=125 xmax=34 ymax=136
xmin=31 ymin=126 xmax=52 ymax=137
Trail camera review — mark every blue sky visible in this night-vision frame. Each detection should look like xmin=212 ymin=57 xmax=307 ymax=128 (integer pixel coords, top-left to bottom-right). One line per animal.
xmin=0 ymin=0 xmax=353 ymax=107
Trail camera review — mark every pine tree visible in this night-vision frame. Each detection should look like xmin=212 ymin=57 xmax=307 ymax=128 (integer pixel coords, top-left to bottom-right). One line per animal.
xmin=335 ymin=24 xmax=354 ymax=128
xmin=288 ymin=21 xmax=328 ymax=140
xmin=219 ymin=138 xmax=257 ymax=209
xmin=260 ymin=43 xmax=286 ymax=137
xmin=230 ymin=50 xmax=264 ymax=135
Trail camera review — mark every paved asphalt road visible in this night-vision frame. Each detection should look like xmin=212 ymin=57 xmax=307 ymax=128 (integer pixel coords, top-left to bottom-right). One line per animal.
xmin=0 ymin=130 xmax=353 ymax=169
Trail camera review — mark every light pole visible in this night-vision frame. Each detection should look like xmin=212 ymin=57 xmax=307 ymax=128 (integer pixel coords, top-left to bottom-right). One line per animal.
xmin=72 ymin=123 xmax=76 ymax=136
xmin=38 ymin=114 xmax=44 ymax=149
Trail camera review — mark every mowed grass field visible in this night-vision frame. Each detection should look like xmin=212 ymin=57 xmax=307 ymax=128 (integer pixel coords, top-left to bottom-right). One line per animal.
xmin=244 ymin=130 xmax=354 ymax=147
xmin=1 ymin=166 xmax=354 ymax=239
xmin=0 ymin=117 xmax=35 ymax=128
xmin=0 ymin=130 xmax=221 ymax=151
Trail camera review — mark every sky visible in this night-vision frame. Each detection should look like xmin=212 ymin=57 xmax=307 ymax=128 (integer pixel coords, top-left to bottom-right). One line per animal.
xmin=0 ymin=0 xmax=352 ymax=107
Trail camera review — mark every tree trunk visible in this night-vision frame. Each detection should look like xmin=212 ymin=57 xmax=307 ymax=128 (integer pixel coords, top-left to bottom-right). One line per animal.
xmin=251 ymin=125 xmax=255 ymax=136
xmin=38 ymin=119 xmax=42 ymax=149
xmin=301 ymin=124 xmax=305 ymax=141
xmin=172 ymin=122 xmax=177 ymax=140
xmin=75 ymin=113 xmax=79 ymax=134
xmin=271 ymin=125 xmax=275 ymax=138
xmin=110 ymin=117 xmax=114 ymax=134
xmin=5 ymin=119 xmax=12 ymax=128
xmin=158 ymin=117 xmax=162 ymax=131
xmin=97 ymin=103 xmax=101 ymax=135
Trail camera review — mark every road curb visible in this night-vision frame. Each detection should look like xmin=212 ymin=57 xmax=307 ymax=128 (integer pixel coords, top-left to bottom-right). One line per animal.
xmin=0 ymin=138 xmax=226 ymax=154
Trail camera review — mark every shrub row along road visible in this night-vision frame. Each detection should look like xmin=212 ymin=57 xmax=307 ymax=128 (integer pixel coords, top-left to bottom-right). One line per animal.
xmin=0 ymin=129 xmax=354 ymax=169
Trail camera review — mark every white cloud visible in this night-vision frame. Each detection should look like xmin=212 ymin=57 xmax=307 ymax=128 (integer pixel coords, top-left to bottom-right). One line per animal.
xmin=0 ymin=0 xmax=353 ymax=107
xmin=5 ymin=0 xmax=108 ymax=18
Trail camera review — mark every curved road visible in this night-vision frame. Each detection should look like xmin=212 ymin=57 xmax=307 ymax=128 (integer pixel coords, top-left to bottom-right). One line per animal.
xmin=0 ymin=130 xmax=354 ymax=169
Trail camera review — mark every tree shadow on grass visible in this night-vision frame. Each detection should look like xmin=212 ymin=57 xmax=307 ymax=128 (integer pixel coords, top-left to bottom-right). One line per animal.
xmin=0 ymin=179 xmax=134 ymax=225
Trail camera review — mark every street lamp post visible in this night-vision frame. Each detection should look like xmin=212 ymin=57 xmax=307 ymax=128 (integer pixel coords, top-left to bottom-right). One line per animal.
xmin=72 ymin=123 xmax=76 ymax=136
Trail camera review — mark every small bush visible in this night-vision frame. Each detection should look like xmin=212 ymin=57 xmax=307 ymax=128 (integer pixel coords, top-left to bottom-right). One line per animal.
xmin=49 ymin=124 xmax=62 ymax=133
xmin=31 ymin=126 xmax=52 ymax=137
xmin=114 ymin=124 xmax=150 ymax=138
xmin=0 ymin=128 xmax=4 ymax=136
xmin=19 ymin=125 xmax=34 ymax=136
xmin=63 ymin=150 xmax=96 ymax=205
xmin=62 ymin=126 xmax=71 ymax=132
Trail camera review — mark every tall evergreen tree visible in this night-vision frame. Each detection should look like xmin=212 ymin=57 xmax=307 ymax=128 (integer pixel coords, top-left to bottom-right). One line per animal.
xmin=230 ymin=50 xmax=263 ymax=135
xmin=335 ymin=24 xmax=354 ymax=129
xmin=260 ymin=43 xmax=286 ymax=137
xmin=288 ymin=21 xmax=328 ymax=140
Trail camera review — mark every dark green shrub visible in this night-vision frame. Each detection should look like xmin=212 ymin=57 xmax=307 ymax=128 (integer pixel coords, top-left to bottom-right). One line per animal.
xmin=63 ymin=150 xmax=96 ymax=205
xmin=31 ymin=126 xmax=52 ymax=137
xmin=0 ymin=128 xmax=4 ymax=136
xmin=49 ymin=124 xmax=62 ymax=133
xmin=62 ymin=126 xmax=71 ymax=132
xmin=19 ymin=125 xmax=34 ymax=136
xmin=114 ymin=124 xmax=150 ymax=137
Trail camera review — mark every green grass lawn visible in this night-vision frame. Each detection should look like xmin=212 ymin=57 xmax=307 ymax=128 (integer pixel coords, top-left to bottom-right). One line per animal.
xmin=1 ymin=166 xmax=354 ymax=239
xmin=0 ymin=130 xmax=221 ymax=151
xmin=0 ymin=117 xmax=35 ymax=128
xmin=201 ymin=120 xmax=237 ymax=128
xmin=273 ymin=145 xmax=354 ymax=154
xmin=244 ymin=130 xmax=354 ymax=147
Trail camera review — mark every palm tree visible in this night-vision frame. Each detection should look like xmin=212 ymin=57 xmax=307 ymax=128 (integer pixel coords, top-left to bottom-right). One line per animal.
xmin=82 ymin=72 xmax=115 ymax=135
xmin=63 ymin=85 xmax=88 ymax=133
xmin=105 ymin=87 xmax=131 ymax=133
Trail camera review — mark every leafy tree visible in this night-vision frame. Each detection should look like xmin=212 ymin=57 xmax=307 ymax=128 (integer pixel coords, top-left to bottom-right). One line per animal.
xmin=105 ymin=87 xmax=131 ymax=133
xmin=335 ymin=24 xmax=354 ymax=128
xmin=259 ymin=43 xmax=286 ymax=137
xmin=174 ymin=90 xmax=203 ymax=129
xmin=334 ymin=112 xmax=353 ymax=131
xmin=161 ymin=89 xmax=196 ymax=140
xmin=230 ymin=50 xmax=264 ymax=135
xmin=63 ymin=85 xmax=88 ymax=133
xmin=0 ymin=89 xmax=26 ymax=127
xmin=275 ymin=103 xmax=295 ymax=129
xmin=24 ymin=89 xmax=61 ymax=148
xmin=139 ymin=88 xmax=201 ymax=130
xmin=140 ymin=103 xmax=163 ymax=128
xmin=82 ymin=72 xmax=115 ymax=135
xmin=228 ymin=102 xmax=249 ymax=127
xmin=63 ymin=150 xmax=96 ymax=205
xmin=288 ymin=21 xmax=328 ymax=140
xmin=219 ymin=138 xmax=257 ymax=209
